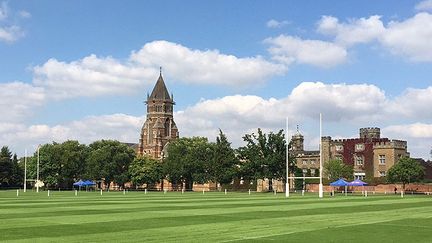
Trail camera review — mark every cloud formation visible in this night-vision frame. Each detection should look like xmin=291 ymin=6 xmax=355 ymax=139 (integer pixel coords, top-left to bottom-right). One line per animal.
xmin=0 ymin=82 xmax=45 ymax=123
xmin=316 ymin=12 xmax=432 ymax=62
xmin=4 ymin=82 xmax=432 ymax=159
xmin=265 ymin=35 xmax=348 ymax=68
xmin=33 ymin=40 xmax=286 ymax=99
xmin=415 ymin=0 xmax=432 ymax=11
xmin=0 ymin=2 xmax=28 ymax=43
xmin=266 ymin=19 xmax=291 ymax=28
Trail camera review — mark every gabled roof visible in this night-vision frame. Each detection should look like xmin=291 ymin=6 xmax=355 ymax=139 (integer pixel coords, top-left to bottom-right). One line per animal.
xmin=149 ymin=73 xmax=171 ymax=101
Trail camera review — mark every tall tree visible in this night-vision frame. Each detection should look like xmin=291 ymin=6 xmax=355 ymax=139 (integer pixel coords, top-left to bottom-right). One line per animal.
xmin=86 ymin=140 xmax=135 ymax=190
xmin=237 ymin=129 xmax=291 ymax=191
xmin=0 ymin=146 xmax=13 ymax=187
xmin=164 ymin=137 xmax=213 ymax=190
xmin=33 ymin=141 xmax=88 ymax=189
xmin=387 ymin=157 xmax=425 ymax=190
xmin=10 ymin=154 xmax=23 ymax=187
xmin=210 ymin=130 xmax=238 ymax=188
xmin=129 ymin=155 xmax=163 ymax=189
xmin=324 ymin=159 xmax=354 ymax=182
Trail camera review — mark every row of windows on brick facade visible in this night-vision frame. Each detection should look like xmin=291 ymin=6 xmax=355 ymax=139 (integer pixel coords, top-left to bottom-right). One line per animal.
xmin=301 ymin=159 xmax=317 ymax=165
xmin=335 ymin=143 xmax=365 ymax=152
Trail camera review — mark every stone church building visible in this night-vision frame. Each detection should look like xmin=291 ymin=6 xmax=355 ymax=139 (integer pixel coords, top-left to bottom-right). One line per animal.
xmin=138 ymin=70 xmax=179 ymax=159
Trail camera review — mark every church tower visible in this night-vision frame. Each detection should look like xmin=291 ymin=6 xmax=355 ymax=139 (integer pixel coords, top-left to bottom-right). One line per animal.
xmin=139 ymin=69 xmax=178 ymax=159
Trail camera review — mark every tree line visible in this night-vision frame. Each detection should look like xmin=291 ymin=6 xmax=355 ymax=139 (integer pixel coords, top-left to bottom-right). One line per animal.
xmin=0 ymin=128 xmax=426 ymax=190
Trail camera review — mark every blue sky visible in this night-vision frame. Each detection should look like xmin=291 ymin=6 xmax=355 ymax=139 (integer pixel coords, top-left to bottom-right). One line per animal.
xmin=1 ymin=0 xmax=431 ymax=159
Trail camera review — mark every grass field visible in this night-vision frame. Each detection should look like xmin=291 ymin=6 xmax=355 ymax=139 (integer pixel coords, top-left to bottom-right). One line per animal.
xmin=1 ymin=190 xmax=432 ymax=242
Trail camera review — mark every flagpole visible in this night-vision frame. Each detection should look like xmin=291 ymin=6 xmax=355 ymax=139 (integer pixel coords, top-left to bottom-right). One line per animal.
xmin=24 ymin=149 xmax=27 ymax=192
xmin=285 ymin=117 xmax=289 ymax=198
xmin=319 ymin=113 xmax=323 ymax=198
xmin=37 ymin=146 xmax=40 ymax=193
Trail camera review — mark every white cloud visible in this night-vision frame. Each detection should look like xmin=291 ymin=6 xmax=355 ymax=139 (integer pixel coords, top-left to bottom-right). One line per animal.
xmin=3 ymin=82 xmax=432 ymax=159
xmin=0 ymin=2 xmax=27 ymax=43
xmin=33 ymin=40 xmax=286 ymax=99
xmin=316 ymin=13 xmax=432 ymax=62
xmin=383 ymin=123 xmax=432 ymax=139
xmin=266 ymin=19 xmax=290 ymax=28
xmin=175 ymin=82 xmax=387 ymax=148
xmin=387 ymin=86 xmax=432 ymax=119
xmin=1 ymin=114 xmax=144 ymax=154
xmin=265 ymin=35 xmax=348 ymax=68
xmin=33 ymin=55 xmax=154 ymax=99
xmin=288 ymin=82 xmax=386 ymax=122
xmin=383 ymin=123 xmax=432 ymax=159
xmin=130 ymin=40 xmax=286 ymax=86
xmin=0 ymin=25 xmax=24 ymax=43
xmin=0 ymin=82 xmax=45 ymax=122
xmin=18 ymin=10 xmax=31 ymax=18
xmin=0 ymin=1 xmax=8 ymax=20
xmin=317 ymin=15 xmax=385 ymax=46
xmin=415 ymin=0 xmax=432 ymax=11
xmin=381 ymin=13 xmax=432 ymax=62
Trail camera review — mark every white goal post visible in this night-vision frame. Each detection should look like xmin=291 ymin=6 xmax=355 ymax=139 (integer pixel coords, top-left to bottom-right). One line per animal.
xmin=286 ymin=114 xmax=324 ymax=198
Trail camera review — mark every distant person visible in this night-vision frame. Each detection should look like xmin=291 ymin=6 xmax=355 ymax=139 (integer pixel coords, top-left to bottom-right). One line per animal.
xmin=394 ymin=187 xmax=397 ymax=194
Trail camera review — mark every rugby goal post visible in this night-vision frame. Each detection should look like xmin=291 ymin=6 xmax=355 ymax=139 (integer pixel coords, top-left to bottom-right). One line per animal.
xmin=286 ymin=114 xmax=324 ymax=198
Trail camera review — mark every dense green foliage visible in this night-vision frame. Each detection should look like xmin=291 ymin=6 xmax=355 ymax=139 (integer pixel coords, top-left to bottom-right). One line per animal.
xmin=1 ymin=191 xmax=431 ymax=242
xmin=387 ymin=157 xmax=425 ymax=189
xmin=164 ymin=137 xmax=214 ymax=190
xmin=324 ymin=159 xmax=354 ymax=181
xmin=0 ymin=146 xmax=22 ymax=187
xmin=237 ymin=129 xmax=295 ymax=190
xmin=86 ymin=140 xmax=135 ymax=189
xmin=129 ymin=155 xmax=163 ymax=188
xmin=209 ymin=130 xmax=239 ymax=187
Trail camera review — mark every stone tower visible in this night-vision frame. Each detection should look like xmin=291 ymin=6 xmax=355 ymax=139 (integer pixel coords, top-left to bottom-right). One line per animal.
xmin=138 ymin=70 xmax=178 ymax=159
xmin=360 ymin=127 xmax=380 ymax=140
xmin=291 ymin=125 xmax=304 ymax=152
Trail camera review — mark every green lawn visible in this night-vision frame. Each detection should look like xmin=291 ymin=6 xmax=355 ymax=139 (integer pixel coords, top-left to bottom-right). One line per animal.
xmin=0 ymin=190 xmax=431 ymax=242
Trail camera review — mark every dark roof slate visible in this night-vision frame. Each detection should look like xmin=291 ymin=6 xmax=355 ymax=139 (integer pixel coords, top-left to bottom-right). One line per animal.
xmin=149 ymin=74 xmax=171 ymax=100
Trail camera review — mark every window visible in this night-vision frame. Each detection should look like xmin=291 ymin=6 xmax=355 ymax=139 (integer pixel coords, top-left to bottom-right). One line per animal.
xmin=355 ymin=143 xmax=364 ymax=151
xmin=336 ymin=145 xmax=343 ymax=151
xmin=302 ymin=169 xmax=308 ymax=175
xmin=379 ymin=155 xmax=386 ymax=165
xmin=355 ymin=156 xmax=364 ymax=165
xmin=379 ymin=171 xmax=386 ymax=177
xmin=310 ymin=169 xmax=316 ymax=175
xmin=302 ymin=160 xmax=307 ymax=165
xmin=310 ymin=160 xmax=316 ymax=165
xmin=354 ymin=172 xmax=365 ymax=180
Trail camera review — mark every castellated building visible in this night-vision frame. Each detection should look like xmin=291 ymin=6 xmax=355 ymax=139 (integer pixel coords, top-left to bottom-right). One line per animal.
xmin=292 ymin=127 xmax=409 ymax=180
xmin=138 ymin=71 xmax=179 ymax=159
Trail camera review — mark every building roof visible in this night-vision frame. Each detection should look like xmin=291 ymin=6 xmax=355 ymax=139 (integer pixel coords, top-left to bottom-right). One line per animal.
xmin=149 ymin=72 xmax=171 ymax=101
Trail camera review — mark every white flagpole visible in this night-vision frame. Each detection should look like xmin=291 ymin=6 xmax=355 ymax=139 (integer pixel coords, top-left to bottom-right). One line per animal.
xmin=319 ymin=113 xmax=323 ymax=198
xmin=24 ymin=149 xmax=27 ymax=192
xmin=285 ymin=117 xmax=289 ymax=198
xmin=37 ymin=145 xmax=40 ymax=193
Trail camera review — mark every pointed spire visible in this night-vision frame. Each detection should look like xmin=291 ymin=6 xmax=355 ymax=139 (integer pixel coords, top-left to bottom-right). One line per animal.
xmin=149 ymin=68 xmax=171 ymax=100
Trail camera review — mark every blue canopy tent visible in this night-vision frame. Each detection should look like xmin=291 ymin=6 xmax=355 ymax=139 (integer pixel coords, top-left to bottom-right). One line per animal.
xmin=348 ymin=179 xmax=368 ymax=196
xmin=330 ymin=178 xmax=349 ymax=196
xmin=348 ymin=179 xmax=368 ymax=186
xmin=83 ymin=180 xmax=96 ymax=186
xmin=73 ymin=180 xmax=96 ymax=191
xmin=73 ymin=180 xmax=86 ymax=187
xmin=330 ymin=179 xmax=348 ymax=186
